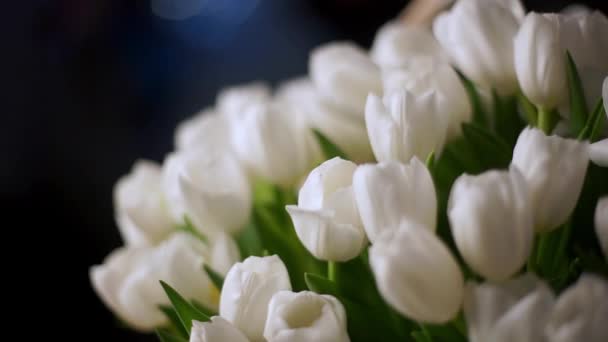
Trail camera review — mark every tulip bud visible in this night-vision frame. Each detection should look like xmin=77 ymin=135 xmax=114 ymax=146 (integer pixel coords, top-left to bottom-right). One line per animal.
xmin=286 ymin=157 xmax=366 ymax=261
xmin=175 ymin=109 xmax=232 ymax=152
xmin=217 ymin=82 xmax=271 ymax=120
xmin=596 ymin=197 xmax=608 ymax=259
xmin=464 ymin=273 xmax=555 ymax=342
xmin=220 ymin=255 xmax=292 ymax=342
xmin=545 ymin=274 xmax=608 ymax=342
xmin=310 ymin=42 xmax=382 ymax=115
xmin=90 ymin=233 xmax=235 ymax=331
xmin=263 ymin=291 xmax=350 ymax=342
xmin=382 ymin=58 xmax=471 ymax=140
xmin=276 ymin=78 xmax=374 ymax=162
xmin=162 ymin=150 xmax=251 ymax=238
xmin=512 ymin=127 xmax=589 ymax=232
xmin=371 ymin=21 xmax=447 ymax=69
xmin=114 ymin=160 xmax=173 ymax=246
xmin=365 ymin=89 xmax=448 ymax=163
xmin=514 ymin=13 xmax=567 ymax=110
xmin=190 ymin=317 xmax=249 ymax=342
xmin=558 ymin=11 xmax=608 ymax=109
xmin=433 ymin=0 xmax=520 ymax=95
xmin=353 ymin=158 xmax=436 ymax=243
xmin=369 ymin=222 xmax=464 ymax=323
xmin=227 ymin=100 xmax=321 ymax=187
xmin=448 ymin=168 xmax=533 ymax=281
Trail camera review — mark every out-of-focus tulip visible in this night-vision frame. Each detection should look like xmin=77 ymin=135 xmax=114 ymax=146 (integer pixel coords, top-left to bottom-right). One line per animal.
xmin=286 ymin=157 xmax=366 ymax=261
xmin=595 ymin=196 xmax=608 ymax=259
xmin=512 ymin=127 xmax=589 ymax=232
xmin=353 ymin=158 xmax=436 ymax=243
xmin=114 ymin=160 xmax=174 ymax=246
xmin=220 ymin=255 xmax=292 ymax=342
xmin=365 ymin=89 xmax=448 ymax=163
xmin=588 ymin=77 xmax=608 ymax=166
xmin=162 ymin=150 xmax=251 ymax=238
xmin=310 ymin=42 xmax=382 ymax=115
xmin=369 ymin=222 xmax=464 ymax=324
xmin=175 ymin=109 xmax=232 ymax=152
xmin=448 ymin=168 xmax=533 ymax=281
xmin=217 ymin=82 xmax=271 ymax=120
xmin=514 ymin=13 xmax=567 ymax=110
xmin=190 ymin=317 xmax=250 ymax=342
xmin=263 ymin=291 xmax=350 ymax=342
xmin=433 ymin=0 xmax=520 ymax=95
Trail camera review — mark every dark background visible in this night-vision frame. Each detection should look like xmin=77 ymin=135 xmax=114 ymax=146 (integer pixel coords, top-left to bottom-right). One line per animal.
xmin=8 ymin=0 xmax=606 ymax=340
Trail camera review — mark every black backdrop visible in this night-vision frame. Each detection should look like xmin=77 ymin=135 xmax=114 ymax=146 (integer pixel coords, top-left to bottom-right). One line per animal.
xmin=8 ymin=0 xmax=607 ymax=340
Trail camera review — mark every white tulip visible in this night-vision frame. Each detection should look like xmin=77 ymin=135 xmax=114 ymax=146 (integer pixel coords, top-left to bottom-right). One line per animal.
xmin=464 ymin=273 xmax=555 ymax=342
xmin=263 ymin=291 xmax=350 ymax=342
xmin=175 ymin=109 xmax=232 ymax=152
xmin=227 ymin=100 xmax=320 ymax=187
xmin=371 ymin=21 xmax=447 ymax=69
xmin=545 ymin=273 xmax=608 ymax=342
xmin=596 ymin=197 xmax=608 ymax=259
xmin=191 ymin=317 xmax=250 ymax=342
xmin=558 ymin=10 xmax=608 ymax=109
xmin=369 ymin=222 xmax=464 ymax=323
xmin=90 ymin=232 xmax=236 ymax=331
xmin=448 ymin=168 xmax=533 ymax=281
xmin=276 ymin=78 xmax=374 ymax=162
xmin=286 ymin=157 xmax=366 ymax=261
xmin=217 ymin=82 xmax=271 ymax=120
xmin=114 ymin=160 xmax=173 ymax=246
xmin=433 ymin=0 xmax=520 ymax=95
xmin=515 ymin=13 xmax=567 ymax=110
xmin=365 ymin=89 xmax=448 ymax=163
xmin=309 ymin=42 xmax=382 ymax=115
xmin=382 ymin=58 xmax=471 ymax=139
xmin=220 ymin=255 xmax=292 ymax=342
xmin=162 ymin=149 xmax=251 ymax=238
xmin=353 ymin=158 xmax=436 ymax=243
xmin=512 ymin=127 xmax=589 ymax=232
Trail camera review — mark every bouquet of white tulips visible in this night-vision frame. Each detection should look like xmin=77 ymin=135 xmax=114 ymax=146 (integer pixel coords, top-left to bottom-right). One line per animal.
xmin=91 ymin=1 xmax=608 ymax=341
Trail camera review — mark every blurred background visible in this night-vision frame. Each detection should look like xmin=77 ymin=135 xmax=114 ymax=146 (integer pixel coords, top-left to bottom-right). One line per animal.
xmin=8 ymin=0 xmax=607 ymax=340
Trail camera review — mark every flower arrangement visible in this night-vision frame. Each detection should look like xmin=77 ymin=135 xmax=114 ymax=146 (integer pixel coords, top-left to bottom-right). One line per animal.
xmin=91 ymin=1 xmax=608 ymax=341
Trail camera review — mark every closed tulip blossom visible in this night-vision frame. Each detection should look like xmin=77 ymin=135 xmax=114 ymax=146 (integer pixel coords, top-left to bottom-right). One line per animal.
xmin=371 ymin=21 xmax=447 ymax=69
xmin=515 ymin=13 xmax=567 ymax=110
xmin=512 ymin=127 xmax=589 ymax=232
xmin=433 ymin=0 xmax=520 ymax=95
xmin=310 ymin=42 xmax=382 ymax=115
xmin=263 ymin=291 xmax=350 ymax=342
xmin=448 ymin=168 xmax=534 ymax=281
xmin=190 ymin=317 xmax=249 ymax=342
xmin=545 ymin=274 xmax=608 ymax=342
xmin=220 ymin=255 xmax=292 ymax=342
xmin=353 ymin=158 xmax=437 ymax=243
xmin=216 ymin=82 xmax=271 ymax=120
xmin=382 ymin=58 xmax=471 ymax=139
xmin=286 ymin=157 xmax=366 ymax=261
xmin=595 ymin=197 xmax=608 ymax=259
xmin=162 ymin=149 xmax=251 ymax=238
xmin=369 ymin=222 xmax=464 ymax=324
xmin=365 ymin=89 xmax=449 ymax=163
xmin=464 ymin=273 xmax=555 ymax=342
xmin=114 ymin=160 xmax=174 ymax=246
xmin=175 ymin=109 xmax=232 ymax=152
xmin=90 ymin=233 xmax=238 ymax=331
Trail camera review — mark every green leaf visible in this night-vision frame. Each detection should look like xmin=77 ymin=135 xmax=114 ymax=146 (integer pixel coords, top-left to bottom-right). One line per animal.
xmin=578 ymin=98 xmax=605 ymax=141
xmin=236 ymin=222 xmax=264 ymax=258
xmin=425 ymin=151 xmax=435 ymax=171
xmin=158 ymin=305 xmax=189 ymax=339
xmin=160 ymin=281 xmax=210 ymax=333
xmin=304 ymin=273 xmax=339 ymax=296
xmin=155 ymin=329 xmax=188 ymax=342
xmin=176 ymin=216 xmax=208 ymax=244
xmin=566 ymin=51 xmax=589 ymax=135
xmin=492 ymin=91 xmax=525 ymax=146
xmin=461 ymin=123 xmax=512 ymax=169
xmin=456 ymin=70 xmax=488 ymax=127
xmin=313 ymin=129 xmax=348 ymax=160
xmin=518 ymin=93 xmax=538 ymax=126
xmin=203 ymin=264 xmax=224 ymax=291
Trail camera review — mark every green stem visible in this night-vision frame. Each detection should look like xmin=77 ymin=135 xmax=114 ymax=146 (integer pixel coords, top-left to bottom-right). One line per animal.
xmin=537 ymin=108 xmax=557 ymax=134
xmin=551 ymin=221 xmax=573 ymax=276
xmin=535 ymin=234 xmax=550 ymax=273
xmin=327 ymin=261 xmax=337 ymax=282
